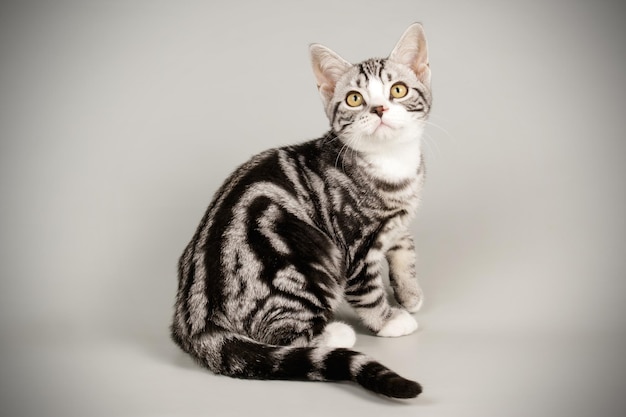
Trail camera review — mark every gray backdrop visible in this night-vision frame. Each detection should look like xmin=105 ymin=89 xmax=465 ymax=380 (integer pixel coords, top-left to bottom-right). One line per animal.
xmin=1 ymin=0 xmax=625 ymax=416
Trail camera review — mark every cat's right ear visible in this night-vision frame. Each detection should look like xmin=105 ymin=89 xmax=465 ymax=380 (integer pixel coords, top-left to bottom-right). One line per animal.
xmin=389 ymin=23 xmax=430 ymax=86
xmin=309 ymin=44 xmax=352 ymax=106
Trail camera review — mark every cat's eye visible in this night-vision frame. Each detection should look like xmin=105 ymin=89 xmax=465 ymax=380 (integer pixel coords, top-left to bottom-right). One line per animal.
xmin=390 ymin=82 xmax=408 ymax=99
xmin=346 ymin=91 xmax=364 ymax=107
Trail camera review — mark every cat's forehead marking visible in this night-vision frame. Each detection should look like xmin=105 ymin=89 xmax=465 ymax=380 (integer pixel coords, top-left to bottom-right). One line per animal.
xmin=358 ymin=59 xmax=386 ymax=79
xmin=351 ymin=59 xmax=392 ymax=90
xmin=351 ymin=59 xmax=411 ymax=88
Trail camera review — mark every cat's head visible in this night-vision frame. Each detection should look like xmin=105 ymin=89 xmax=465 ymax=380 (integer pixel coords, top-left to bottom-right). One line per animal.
xmin=310 ymin=23 xmax=431 ymax=153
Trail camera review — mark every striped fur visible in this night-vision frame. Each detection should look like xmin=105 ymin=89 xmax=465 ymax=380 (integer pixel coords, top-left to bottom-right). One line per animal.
xmin=171 ymin=23 xmax=432 ymax=399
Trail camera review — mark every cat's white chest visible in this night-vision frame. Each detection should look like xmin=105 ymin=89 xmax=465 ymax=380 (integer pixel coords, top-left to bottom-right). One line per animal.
xmin=364 ymin=139 xmax=422 ymax=182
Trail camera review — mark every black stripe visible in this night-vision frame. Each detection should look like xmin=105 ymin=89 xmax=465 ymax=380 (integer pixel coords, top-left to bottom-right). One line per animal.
xmin=359 ymin=269 xmax=380 ymax=283
xmin=411 ymin=87 xmax=428 ymax=106
xmin=274 ymin=347 xmax=315 ymax=379
xmin=331 ymin=101 xmax=341 ymax=125
xmin=387 ymin=235 xmax=415 ymax=253
xmin=351 ymin=293 xmax=385 ymax=309
xmin=336 ymin=117 xmax=353 ymax=132
xmin=294 ymin=153 xmax=329 ymax=231
xmin=373 ymin=177 xmax=413 ymax=193
xmin=345 ymin=281 xmax=379 ymax=297
xmin=387 ymin=243 xmax=404 ymax=252
xmin=358 ymin=62 xmax=369 ymax=81
xmin=321 ymin=348 xmax=360 ymax=381
xmin=411 ymin=86 xmax=426 ymax=100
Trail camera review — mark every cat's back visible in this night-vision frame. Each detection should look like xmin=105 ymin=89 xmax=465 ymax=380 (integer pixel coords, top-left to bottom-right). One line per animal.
xmin=184 ymin=137 xmax=333 ymax=257
xmin=207 ymin=137 xmax=328 ymax=214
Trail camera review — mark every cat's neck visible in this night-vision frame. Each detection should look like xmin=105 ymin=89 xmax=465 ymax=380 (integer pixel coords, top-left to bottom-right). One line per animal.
xmin=359 ymin=138 xmax=423 ymax=183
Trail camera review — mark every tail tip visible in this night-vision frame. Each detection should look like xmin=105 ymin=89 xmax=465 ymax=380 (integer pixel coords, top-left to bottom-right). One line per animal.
xmin=356 ymin=362 xmax=423 ymax=399
xmin=389 ymin=377 xmax=422 ymax=399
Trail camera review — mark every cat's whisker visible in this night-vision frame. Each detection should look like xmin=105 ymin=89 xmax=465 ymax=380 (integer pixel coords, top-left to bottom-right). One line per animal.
xmin=422 ymin=133 xmax=439 ymax=160
xmin=335 ymin=141 xmax=350 ymax=172
xmin=324 ymin=131 xmax=339 ymax=145
xmin=424 ymin=119 xmax=455 ymax=143
xmin=347 ymin=135 xmax=362 ymax=170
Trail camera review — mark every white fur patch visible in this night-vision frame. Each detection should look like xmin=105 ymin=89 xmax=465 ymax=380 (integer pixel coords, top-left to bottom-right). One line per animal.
xmin=363 ymin=138 xmax=423 ymax=181
xmin=319 ymin=322 xmax=357 ymax=348
xmin=367 ymin=79 xmax=387 ymax=108
xmin=376 ymin=309 xmax=418 ymax=337
xmin=349 ymin=353 xmax=370 ymax=375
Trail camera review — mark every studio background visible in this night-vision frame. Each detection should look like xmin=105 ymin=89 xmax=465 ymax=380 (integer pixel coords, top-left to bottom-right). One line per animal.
xmin=1 ymin=1 xmax=625 ymax=416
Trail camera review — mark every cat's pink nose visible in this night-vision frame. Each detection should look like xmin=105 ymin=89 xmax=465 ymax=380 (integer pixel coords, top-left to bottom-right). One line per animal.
xmin=371 ymin=105 xmax=388 ymax=117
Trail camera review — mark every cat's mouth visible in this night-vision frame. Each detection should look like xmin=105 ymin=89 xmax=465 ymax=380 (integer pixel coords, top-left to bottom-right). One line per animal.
xmin=375 ymin=120 xmax=392 ymax=131
xmin=356 ymin=114 xmax=408 ymax=140
xmin=371 ymin=118 xmax=399 ymax=136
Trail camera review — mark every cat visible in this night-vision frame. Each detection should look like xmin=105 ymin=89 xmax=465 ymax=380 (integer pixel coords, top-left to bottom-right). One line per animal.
xmin=171 ymin=23 xmax=432 ymax=399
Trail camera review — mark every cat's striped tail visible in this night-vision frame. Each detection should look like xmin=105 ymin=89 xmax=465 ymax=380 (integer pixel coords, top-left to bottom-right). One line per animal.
xmin=172 ymin=329 xmax=421 ymax=399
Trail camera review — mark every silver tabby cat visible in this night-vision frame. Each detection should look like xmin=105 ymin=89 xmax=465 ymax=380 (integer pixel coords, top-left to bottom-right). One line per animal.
xmin=171 ymin=23 xmax=432 ymax=399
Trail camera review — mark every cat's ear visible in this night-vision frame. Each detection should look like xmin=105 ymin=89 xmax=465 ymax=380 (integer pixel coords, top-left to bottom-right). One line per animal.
xmin=389 ymin=23 xmax=430 ymax=86
xmin=310 ymin=44 xmax=352 ymax=106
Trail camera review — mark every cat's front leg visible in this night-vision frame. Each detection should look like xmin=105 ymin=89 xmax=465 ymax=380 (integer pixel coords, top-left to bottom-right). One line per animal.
xmin=345 ymin=249 xmax=418 ymax=337
xmin=387 ymin=232 xmax=424 ymax=313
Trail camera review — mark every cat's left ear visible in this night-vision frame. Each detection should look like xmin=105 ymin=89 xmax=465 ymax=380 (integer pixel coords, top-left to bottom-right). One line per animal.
xmin=310 ymin=44 xmax=352 ymax=106
xmin=389 ymin=23 xmax=430 ymax=86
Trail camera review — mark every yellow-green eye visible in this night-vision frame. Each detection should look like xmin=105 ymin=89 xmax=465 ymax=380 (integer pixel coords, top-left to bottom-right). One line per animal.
xmin=390 ymin=82 xmax=408 ymax=99
xmin=346 ymin=91 xmax=364 ymax=107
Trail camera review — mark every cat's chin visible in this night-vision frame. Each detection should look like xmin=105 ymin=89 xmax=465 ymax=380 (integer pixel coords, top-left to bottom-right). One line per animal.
xmin=377 ymin=126 xmax=414 ymax=144
xmin=342 ymin=124 xmax=423 ymax=155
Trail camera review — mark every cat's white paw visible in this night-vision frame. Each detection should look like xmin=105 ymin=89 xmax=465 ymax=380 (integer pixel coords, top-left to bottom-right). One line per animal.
xmin=320 ymin=322 xmax=356 ymax=348
xmin=376 ymin=309 xmax=418 ymax=337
